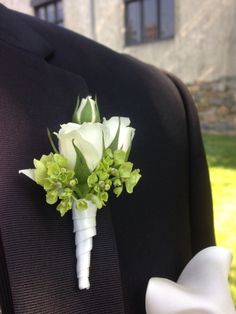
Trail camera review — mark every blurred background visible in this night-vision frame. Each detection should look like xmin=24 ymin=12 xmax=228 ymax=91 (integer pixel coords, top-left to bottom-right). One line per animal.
xmin=1 ymin=0 xmax=236 ymax=303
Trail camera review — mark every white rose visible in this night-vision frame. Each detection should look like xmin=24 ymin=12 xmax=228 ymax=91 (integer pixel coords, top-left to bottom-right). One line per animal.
xmin=19 ymin=116 xmax=136 ymax=181
xmin=73 ymin=96 xmax=101 ymax=124
xmin=56 ymin=122 xmax=104 ymax=172
xmin=102 ymin=117 xmax=135 ymax=152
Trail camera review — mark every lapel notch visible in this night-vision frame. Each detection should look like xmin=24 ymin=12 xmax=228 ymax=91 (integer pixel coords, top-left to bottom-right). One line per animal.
xmin=0 ymin=4 xmax=54 ymax=59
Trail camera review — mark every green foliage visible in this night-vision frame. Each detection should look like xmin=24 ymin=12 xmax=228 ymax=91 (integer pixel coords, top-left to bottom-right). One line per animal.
xmin=203 ymin=134 xmax=236 ymax=304
xmin=114 ymin=150 xmax=126 ymax=166
xmin=33 ymin=153 xmax=78 ymax=217
xmin=125 ymin=169 xmax=141 ymax=193
xmin=72 ymin=140 xmax=91 ymax=184
xmin=33 ymin=148 xmax=141 ymax=216
xmin=47 ymin=128 xmax=59 ymax=154
xmin=94 ymin=95 xmax=101 ymax=123
xmin=86 ymin=148 xmax=141 ymax=208
xmin=75 ymin=199 xmax=88 ymax=210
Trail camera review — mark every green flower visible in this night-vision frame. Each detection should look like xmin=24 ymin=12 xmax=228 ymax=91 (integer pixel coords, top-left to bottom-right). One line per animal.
xmin=87 ymin=172 xmax=98 ymax=187
xmin=29 ymin=153 xmax=79 ymax=216
xmin=75 ymin=199 xmax=88 ymax=210
xmin=19 ymin=147 xmax=141 ymax=215
xmin=46 ymin=190 xmax=58 ymax=204
xmin=85 ymin=148 xmax=141 ymax=207
xmin=125 ymin=169 xmax=141 ymax=193
xmin=114 ymin=150 xmax=126 ymax=166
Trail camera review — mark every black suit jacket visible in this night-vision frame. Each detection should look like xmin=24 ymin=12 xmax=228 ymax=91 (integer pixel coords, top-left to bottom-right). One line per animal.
xmin=0 ymin=4 xmax=215 ymax=314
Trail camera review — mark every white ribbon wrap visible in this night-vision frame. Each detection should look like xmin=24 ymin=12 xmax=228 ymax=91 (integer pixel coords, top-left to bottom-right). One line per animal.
xmin=72 ymin=201 xmax=97 ymax=290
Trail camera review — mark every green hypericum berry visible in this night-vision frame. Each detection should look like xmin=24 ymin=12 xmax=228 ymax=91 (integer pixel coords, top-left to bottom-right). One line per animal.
xmin=119 ymin=162 xmax=133 ymax=178
xmin=97 ymin=170 xmax=109 ymax=181
xmin=84 ymin=148 xmax=141 ymax=208
xmin=105 ymin=148 xmax=113 ymax=158
xmin=104 ymin=184 xmax=111 ymax=191
xmin=125 ymin=169 xmax=141 ymax=193
xmin=91 ymin=194 xmax=103 ymax=209
xmin=46 ymin=190 xmax=58 ymax=204
xmin=34 ymin=159 xmax=47 ymax=185
xmin=110 ymin=168 xmax=118 ymax=176
xmin=113 ymin=186 xmax=123 ymax=197
xmin=60 ymin=188 xmax=73 ymax=200
xmin=94 ymin=185 xmax=101 ymax=193
xmin=53 ymin=154 xmax=67 ymax=167
xmin=87 ymin=172 xmax=98 ymax=187
xmin=33 ymin=152 xmax=80 ymax=215
xmin=69 ymin=179 xmax=78 ymax=187
xmin=104 ymin=156 xmax=114 ymax=166
xmin=100 ymin=191 xmax=108 ymax=202
xmin=99 ymin=180 xmax=105 ymax=188
xmin=47 ymin=162 xmax=60 ymax=177
xmin=32 ymin=146 xmax=141 ymax=215
xmin=105 ymin=179 xmax=112 ymax=186
xmin=43 ymin=178 xmax=54 ymax=191
xmin=76 ymin=199 xmax=88 ymax=211
xmin=114 ymin=150 xmax=126 ymax=166
xmin=57 ymin=199 xmax=72 ymax=216
xmin=113 ymin=178 xmax=122 ymax=187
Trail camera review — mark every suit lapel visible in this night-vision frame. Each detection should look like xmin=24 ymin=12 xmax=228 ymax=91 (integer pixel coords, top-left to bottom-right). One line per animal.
xmin=0 ymin=3 xmax=54 ymax=58
xmin=0 ymin=8 xmax=125 ymax=313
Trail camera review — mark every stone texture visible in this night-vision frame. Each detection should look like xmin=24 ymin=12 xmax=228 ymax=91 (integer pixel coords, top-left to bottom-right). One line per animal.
xmin=1 ymin=0 xmax=33 ymax=15
xmin=4 ymin=0 xmax=236 ymax=85
xmin=188 ymin=77 xmax=236 ymax=134
xmin=2 ymin=0 xmax=236 ymax=134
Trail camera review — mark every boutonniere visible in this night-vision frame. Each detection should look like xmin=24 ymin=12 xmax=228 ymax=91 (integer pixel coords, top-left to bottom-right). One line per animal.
xmin=19 ymin=96 xmax=141 ymax=289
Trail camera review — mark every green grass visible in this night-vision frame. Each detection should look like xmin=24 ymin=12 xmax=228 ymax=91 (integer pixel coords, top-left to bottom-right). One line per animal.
xmin=203 ymin=134 xmax=236 ymax=303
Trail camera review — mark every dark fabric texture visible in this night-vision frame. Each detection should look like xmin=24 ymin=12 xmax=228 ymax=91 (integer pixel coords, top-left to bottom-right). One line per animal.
xmin=165 ymin=72 xmax=215 ymax=254
xmin=0 ymin=231 xmax=14 ymax=314
xmin=0 ymin=4 xmax=215 ymax=314
xmin=0 ymin=18 xmax=125 ymax=314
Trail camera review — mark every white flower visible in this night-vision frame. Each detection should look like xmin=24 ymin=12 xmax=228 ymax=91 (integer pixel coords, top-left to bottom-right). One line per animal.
xmin=56 ymin=122 xmax=104 ymax=172
xmin=102 ymin=117 xmax=135 ymax=152
xmin=20 ymin=111 xmax=136 ymax=182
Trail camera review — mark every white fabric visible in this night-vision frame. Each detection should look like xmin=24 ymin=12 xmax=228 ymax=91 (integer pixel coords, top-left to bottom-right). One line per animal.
xmin=72 ymin=201 xmax=97 ymax=290
xmin=145 ymin=246 xmax=236 ymax=314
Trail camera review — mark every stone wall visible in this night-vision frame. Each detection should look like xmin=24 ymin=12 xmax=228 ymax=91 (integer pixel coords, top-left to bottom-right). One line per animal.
xmin=86 ymin=0 xmax=236 ymax=84
xmin=2 ymin=0 xmax=236 ymax=85
xmin=188 ymin=77 xmax=236 ymax=134
xmin=1 ymin=0 xmax=33 ymax=15
xmin=2 ymin=0 xmax=236 ymax=134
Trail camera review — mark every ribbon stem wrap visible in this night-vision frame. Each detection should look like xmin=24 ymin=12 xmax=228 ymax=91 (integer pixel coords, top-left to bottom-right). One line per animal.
xmin=72 ymin=200 xmax=97 ymax=290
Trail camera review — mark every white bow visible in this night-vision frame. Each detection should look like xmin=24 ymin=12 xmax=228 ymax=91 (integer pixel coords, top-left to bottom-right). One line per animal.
xmin=145 ymin=246 xmax=236 ymax=314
